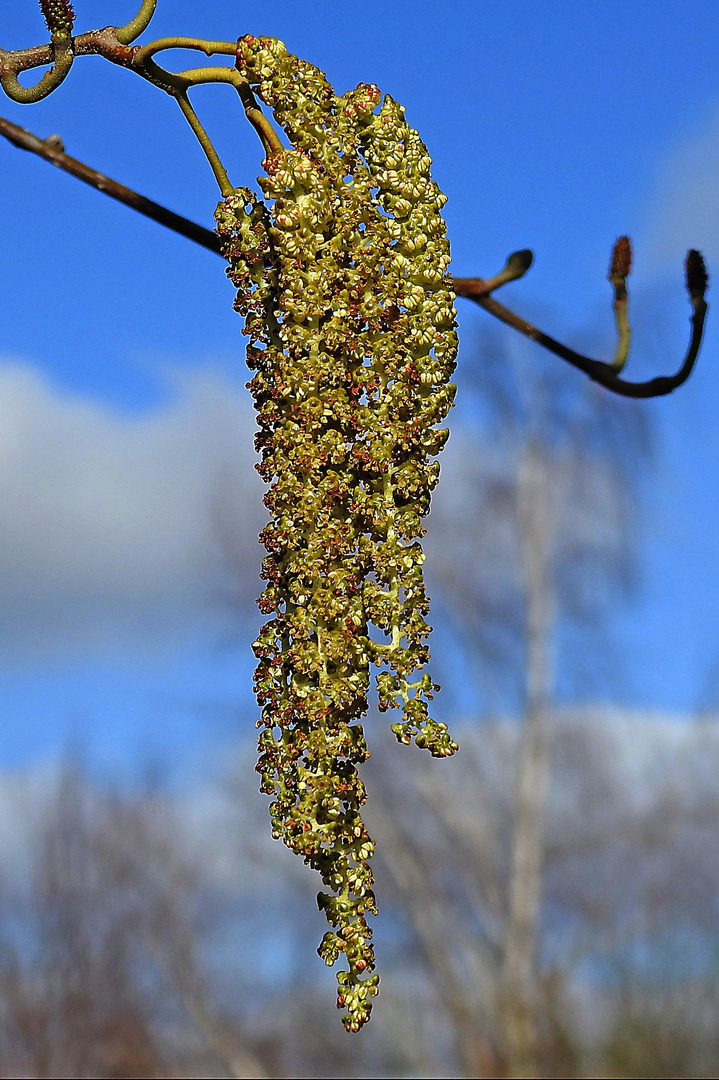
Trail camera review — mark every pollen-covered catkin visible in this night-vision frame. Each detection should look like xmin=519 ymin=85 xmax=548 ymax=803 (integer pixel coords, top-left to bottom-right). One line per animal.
xmin=215 ymin=35 xmax=458 ymax=1030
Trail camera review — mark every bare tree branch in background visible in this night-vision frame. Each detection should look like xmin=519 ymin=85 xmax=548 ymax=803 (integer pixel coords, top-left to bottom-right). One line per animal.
xmin=0 ymin=761 xmax=268 ymax=1080
xmin=359 ymin=325 xmax=655 ymax=1077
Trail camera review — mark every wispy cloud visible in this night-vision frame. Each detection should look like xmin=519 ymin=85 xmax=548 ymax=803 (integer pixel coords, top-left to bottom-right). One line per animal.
xmin=0 ymin=363 xmax=265 ymax=665
xmin=642 ymin=104 xmax=719 ymax=268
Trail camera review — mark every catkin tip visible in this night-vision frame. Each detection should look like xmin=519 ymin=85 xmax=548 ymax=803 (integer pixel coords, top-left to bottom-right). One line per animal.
xmin=609 ymin=235 xmax=632 ymax=280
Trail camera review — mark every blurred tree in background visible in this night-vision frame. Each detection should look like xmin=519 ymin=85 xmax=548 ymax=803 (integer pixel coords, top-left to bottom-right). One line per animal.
xmin=0 ymin=329 xmax=717 ymax=1078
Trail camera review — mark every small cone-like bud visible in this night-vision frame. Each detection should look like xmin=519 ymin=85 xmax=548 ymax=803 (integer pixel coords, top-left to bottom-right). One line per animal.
xmin=39 ymin=0 xmax=75 ymax=39
xmin=610 ymin=235 xmax=632 ymax=280
xmin=686 ymin=249 xmax=708 ymax=300
xmin=506 ymin=249 xmax=533 ymax=276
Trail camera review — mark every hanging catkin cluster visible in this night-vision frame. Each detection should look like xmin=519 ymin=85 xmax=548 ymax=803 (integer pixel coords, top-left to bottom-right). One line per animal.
xmin=215 ymin=35 xmax=458 ymax=1030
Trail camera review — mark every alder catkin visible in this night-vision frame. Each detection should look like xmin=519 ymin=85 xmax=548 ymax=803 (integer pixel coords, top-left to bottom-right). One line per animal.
xmin=38 ymin=0 xmax=75 ymax=40
xmin=215 ymin=35 xmax=458 ymax=1030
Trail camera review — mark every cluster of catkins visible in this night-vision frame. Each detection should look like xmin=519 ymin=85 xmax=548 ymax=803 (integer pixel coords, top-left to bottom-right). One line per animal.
xmin=215 ymin=35 xmax=458 ymax=1030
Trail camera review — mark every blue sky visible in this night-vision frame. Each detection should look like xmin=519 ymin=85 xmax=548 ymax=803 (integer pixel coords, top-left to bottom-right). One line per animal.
xmin=1 ymin=1 xmax=719 ymax=775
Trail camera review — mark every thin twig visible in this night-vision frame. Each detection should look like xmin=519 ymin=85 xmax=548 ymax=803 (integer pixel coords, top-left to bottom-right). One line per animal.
xmin=0 ymin=113 xmax=706 ymax=399
xmin=0 ymin=114 xmax=221 ymax=254
xmin=0 ymin=17 xmax=282 ymax=187
xmin=116 ymin=0 xmax=159 ymax=46
xmin=463 ymin=291 xmax=706 ymax=400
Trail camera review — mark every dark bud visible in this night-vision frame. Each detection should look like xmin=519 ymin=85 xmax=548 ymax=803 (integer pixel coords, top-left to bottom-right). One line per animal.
xmin=610 ymin=236 xmax=632 ymax=280
xmin=686 ymin=249 xmax=708 ymax=301
xmin=506 ymin=249 xmax=533 ymax=275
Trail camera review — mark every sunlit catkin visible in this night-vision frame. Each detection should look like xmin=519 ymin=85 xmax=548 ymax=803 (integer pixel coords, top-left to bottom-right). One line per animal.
xmin=215 ymin=35 xmax=458 ymax=1030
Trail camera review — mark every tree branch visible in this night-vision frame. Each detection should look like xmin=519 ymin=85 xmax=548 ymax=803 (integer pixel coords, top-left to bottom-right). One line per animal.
xmin=455 ymin=283 xmax=707 ymax=400
xmin=0 ymin=17 xmax=280 ymax=188
xmin=0 ymin=112 xmax=707 ymax=400
xmin=0 ymin=114 xmax=222 ymax=254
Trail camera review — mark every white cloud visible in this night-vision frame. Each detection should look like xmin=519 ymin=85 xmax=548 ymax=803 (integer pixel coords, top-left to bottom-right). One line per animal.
xmin=0 ymin=363 xmax=265 ymax=664
xmin=642 ymin=104 xmax=719 ymax=268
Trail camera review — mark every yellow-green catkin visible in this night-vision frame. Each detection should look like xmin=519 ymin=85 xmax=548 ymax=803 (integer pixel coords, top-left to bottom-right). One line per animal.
xmin=215 ymin=35 xmax=458 ymax=1030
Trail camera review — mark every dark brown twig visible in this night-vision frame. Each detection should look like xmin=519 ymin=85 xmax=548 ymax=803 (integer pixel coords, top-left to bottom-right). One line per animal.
xmin=452 ymin=278 xmax=707 ymax=399
xmin=0 ymin=113 xmax=221 ymax=254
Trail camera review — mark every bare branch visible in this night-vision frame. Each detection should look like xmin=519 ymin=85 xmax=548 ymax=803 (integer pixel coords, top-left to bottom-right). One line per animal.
xmin=0 ymin=113 xmax=222 ymax=254
xmin=453 ymin=275 xmax=708 ymax=399
xmin=0 ymin=109 xmax=707 ymax=400
xmin=0 ymin=17 xmax=281 ymax=190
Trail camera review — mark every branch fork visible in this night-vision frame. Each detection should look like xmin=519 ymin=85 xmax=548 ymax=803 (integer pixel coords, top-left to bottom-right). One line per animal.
xmin=453 ymin=240 xmax=708 ymax=399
